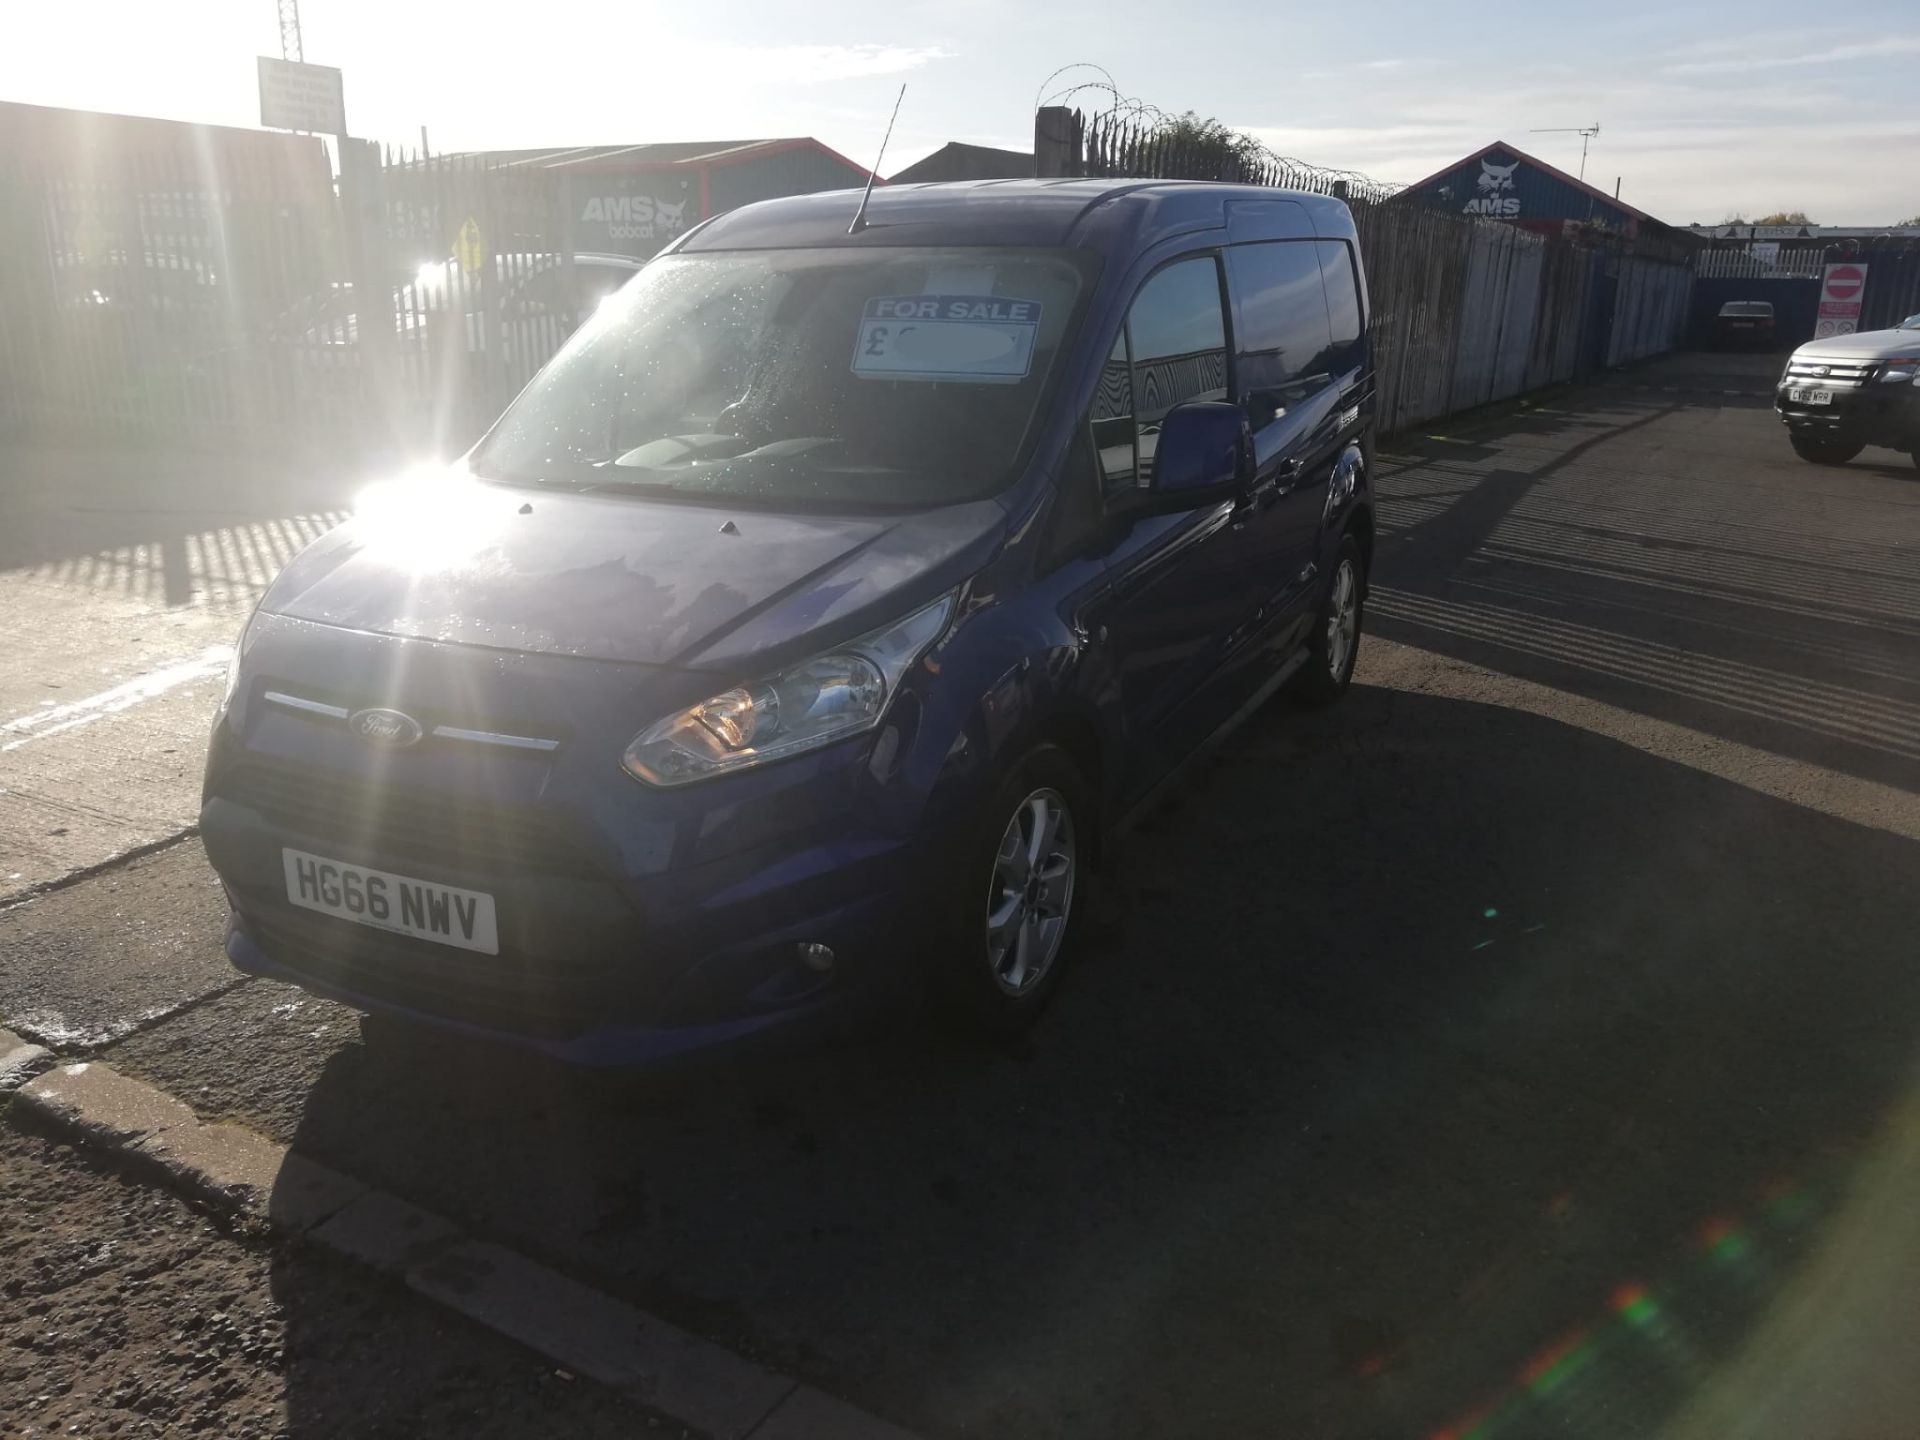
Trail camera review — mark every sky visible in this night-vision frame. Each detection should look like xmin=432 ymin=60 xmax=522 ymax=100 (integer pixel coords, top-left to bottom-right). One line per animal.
xmin=4 ymin=0 xmax=1917 ymax=224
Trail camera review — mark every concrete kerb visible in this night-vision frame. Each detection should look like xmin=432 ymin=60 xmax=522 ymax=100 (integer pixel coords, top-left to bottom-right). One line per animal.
xmin=8 ymin=1061 xmax=923 ymax=1440
xmin=0 ymin=1026 xmax=55 ymax=1091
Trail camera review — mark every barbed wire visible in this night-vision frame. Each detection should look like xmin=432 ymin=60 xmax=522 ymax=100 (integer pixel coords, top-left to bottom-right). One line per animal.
xmin=1034 ymin=66 xmax=1403 ymax=203
xmin=1034 ymin=65 xmax=1167 ymax=126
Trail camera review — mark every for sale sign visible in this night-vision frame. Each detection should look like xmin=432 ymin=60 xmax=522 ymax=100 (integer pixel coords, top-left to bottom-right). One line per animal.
xmin=1815 ymin=263 xmax=1869 ymax=338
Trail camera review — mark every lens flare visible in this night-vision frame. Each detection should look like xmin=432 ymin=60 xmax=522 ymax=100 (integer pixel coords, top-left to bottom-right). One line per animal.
xmin=351 ymin=462 xmax=504 ymax=572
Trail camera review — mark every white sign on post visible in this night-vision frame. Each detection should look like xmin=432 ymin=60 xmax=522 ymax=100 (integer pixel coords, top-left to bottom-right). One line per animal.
xmin=257 ymin=56 xmax=346 ymax=135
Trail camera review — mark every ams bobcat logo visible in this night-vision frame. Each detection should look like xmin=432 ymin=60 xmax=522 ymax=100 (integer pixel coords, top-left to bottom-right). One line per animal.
xmin=1462 ymin=158 xmax=1521 ymax=217
xmin=579 ymin=194 xmax=690 ymax=242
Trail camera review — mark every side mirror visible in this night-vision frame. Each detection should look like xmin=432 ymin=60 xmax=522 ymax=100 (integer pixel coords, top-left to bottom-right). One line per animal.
xmin=1140 ymin=401 xmax=1249 ymax=512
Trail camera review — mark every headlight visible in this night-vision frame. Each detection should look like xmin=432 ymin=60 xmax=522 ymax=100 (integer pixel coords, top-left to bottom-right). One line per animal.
xmin=216 ymin=614 xmax=255 ymax=714
xmin=622 ymin=593 xmax=955 ymax=787
xmin=1876 ymin=361 xmax=1920 ymax=383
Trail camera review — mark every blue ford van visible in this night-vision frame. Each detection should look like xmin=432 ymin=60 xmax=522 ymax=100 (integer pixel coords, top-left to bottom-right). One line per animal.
xmin=202 ymin=180 xmax=1376 ymax=1063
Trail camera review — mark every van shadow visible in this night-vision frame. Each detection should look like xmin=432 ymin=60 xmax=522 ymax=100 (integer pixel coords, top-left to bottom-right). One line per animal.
xmin=272 ymin=682 xmax=1920 ymax=1440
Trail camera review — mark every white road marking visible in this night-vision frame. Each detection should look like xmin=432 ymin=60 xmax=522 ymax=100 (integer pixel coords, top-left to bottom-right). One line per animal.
xmin=1 ymin=646 xmax=232 ymax=753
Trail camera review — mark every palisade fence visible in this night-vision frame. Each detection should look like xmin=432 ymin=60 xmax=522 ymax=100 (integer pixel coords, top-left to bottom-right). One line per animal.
xmin=344 ymin=141 xmax=582 ymax=454
xmin=1038 ymin=105 xmax=1693 ymax=432
xmin=0 ymin=124 xmax=354 ymax=447
xmin=0 ymin=125 xmax=592 ymax=458
xmin=1065 ymin=107 xmax=1400 ymax=206
xmin=1694 ymin=246 xmax=1828 ymax=280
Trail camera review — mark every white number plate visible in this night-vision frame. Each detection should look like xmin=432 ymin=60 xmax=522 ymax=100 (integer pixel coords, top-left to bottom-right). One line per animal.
xmin=1788 ymin=387 xmax=1833 ymax=405
xmin=281 ymin=848 xmax=499 ymax=954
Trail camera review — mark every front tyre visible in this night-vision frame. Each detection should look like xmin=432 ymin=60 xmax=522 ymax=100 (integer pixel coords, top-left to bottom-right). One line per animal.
xmin=1287 ymin=535 xmax=1366 ymax=707
xmin=1789 ymin=435 xmax=1863 ymax=465
xmin=934 ymin=745 xmax=1090 ymax=1037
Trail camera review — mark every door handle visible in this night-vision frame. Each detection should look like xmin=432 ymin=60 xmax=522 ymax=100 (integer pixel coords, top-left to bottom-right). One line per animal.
xmin=1235 ymin=459 xmax=1301 ymax=528
xmin=1236 ymin=462 xmax=1297 ymax=526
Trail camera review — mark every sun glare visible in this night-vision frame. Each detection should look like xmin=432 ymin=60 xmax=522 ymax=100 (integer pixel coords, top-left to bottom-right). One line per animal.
xmin=351 ymin=462 xmax=504 ymax=571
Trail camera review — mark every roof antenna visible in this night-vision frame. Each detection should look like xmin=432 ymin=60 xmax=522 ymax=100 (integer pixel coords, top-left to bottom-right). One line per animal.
xmin=849 ymin=84 xmax=906 ymax=235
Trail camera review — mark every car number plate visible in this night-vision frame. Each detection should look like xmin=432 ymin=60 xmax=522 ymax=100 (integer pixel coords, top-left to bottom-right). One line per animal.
xmin=281 ymin=848 xmax=499 ymax=954
xmin=1788 ymin=387 xmax=1833 ymax=405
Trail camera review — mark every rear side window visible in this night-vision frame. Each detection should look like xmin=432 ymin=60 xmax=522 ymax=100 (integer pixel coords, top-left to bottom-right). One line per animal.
xmin=1093 ymin=255 xmax=1230 ymax=495
xmin=1228 ymin=241 xmax=1333 ymax=426
xmin=1318 ymin=240 xmax=1364 ymax=376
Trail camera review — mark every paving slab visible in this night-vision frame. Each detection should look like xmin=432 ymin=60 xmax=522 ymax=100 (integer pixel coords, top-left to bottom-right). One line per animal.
xmin=101 ymin=973 xmax=364 ymax=1140
xmin=0 ymin=448 xmax=352 ymax=896
xmin=0 ymin=838 xmax=236 ymax=1047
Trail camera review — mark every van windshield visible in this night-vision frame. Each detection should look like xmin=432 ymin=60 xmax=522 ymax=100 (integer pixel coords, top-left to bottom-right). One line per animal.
xmin=473 ymin=246 xmax=1094 ymax=509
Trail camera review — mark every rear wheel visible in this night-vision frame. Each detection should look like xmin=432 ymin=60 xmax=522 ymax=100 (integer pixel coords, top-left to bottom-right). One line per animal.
xmin=934 ymin=745 xmax=1090 ymax=1037
xmin=1287 ymin=535 xmax=1366 ymax=707
xmin=1790 ymin=435 xmax=1863 ymax=465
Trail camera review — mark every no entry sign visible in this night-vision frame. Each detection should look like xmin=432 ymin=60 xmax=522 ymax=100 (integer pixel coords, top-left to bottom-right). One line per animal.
xmin=1816 ymin=262 xmax=1869 ymax=338
xmin=1823 ymin=264 xmax=1866 ymax=301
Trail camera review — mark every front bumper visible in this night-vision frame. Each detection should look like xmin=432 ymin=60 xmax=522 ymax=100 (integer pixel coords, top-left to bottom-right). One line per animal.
xmin=1776 ymin=382 xmax=1920 ymax=449
xmin=202 ymin=747 xmax=950 ymax=1066
xmin=223 ymin=920 xmax=855 ymax=1066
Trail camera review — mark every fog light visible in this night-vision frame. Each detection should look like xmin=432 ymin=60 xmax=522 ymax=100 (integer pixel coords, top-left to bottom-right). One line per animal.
xmin=797 ymin=942 xmax=835 ymax=973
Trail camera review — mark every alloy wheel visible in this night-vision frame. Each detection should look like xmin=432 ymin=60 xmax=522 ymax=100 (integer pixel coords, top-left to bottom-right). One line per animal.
xmin=985 ymin=788 xmax=1077 ymax=995
xmin=1326 ymin=558 xmax=1359 ymax=679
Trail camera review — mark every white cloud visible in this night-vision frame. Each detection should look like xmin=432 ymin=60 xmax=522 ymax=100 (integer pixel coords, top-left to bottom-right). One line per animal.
xmin=1664 ymin=34 xmax=1920 ymax=75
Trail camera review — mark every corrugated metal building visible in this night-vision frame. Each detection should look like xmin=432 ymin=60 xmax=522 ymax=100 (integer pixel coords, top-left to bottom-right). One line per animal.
xmin=468 ymin=138 xmax=875 ymax=257
xmin=1403 ymin=140 xmax=1654 ymax=238
xmin=890 ymin=142 xmax=1033 ymax=184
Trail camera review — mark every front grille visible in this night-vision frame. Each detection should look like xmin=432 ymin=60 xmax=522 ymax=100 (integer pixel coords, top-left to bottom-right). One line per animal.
xmin=1781 ymin=357 xmax=1876 ymax=390
xmin=217 ymin=757 xmax=588 ymax=875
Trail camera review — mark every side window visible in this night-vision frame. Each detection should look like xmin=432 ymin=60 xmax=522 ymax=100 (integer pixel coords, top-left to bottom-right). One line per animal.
xmin=1096 ymin=255 xmax=1228 ymax=494
xmin=1228 ymin=241 xmax=1333 ymax=427
xmin=1318 ymin=240 xmax=1364 ymax=377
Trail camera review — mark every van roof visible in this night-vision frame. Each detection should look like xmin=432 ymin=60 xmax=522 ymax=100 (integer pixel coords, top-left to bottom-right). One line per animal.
xmin=678 ymin=178 xmax=1358 ymax=255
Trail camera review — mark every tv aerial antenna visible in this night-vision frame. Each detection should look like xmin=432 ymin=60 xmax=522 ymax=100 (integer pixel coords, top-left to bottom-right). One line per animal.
xmin=1530 ymin=124 xmax=1601 ymax=181
xmin=849 ymin=85 xmax=906 ymax=235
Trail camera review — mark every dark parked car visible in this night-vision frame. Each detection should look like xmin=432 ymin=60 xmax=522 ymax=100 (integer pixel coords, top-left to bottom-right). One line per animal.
xmin=1776 ymin=313 xmax=1920 ymax=467
xmin=1713 ymin=299 xmax=1775 ymax=349
xmin=201 ymin=180 xmax=1377 ymax=1064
